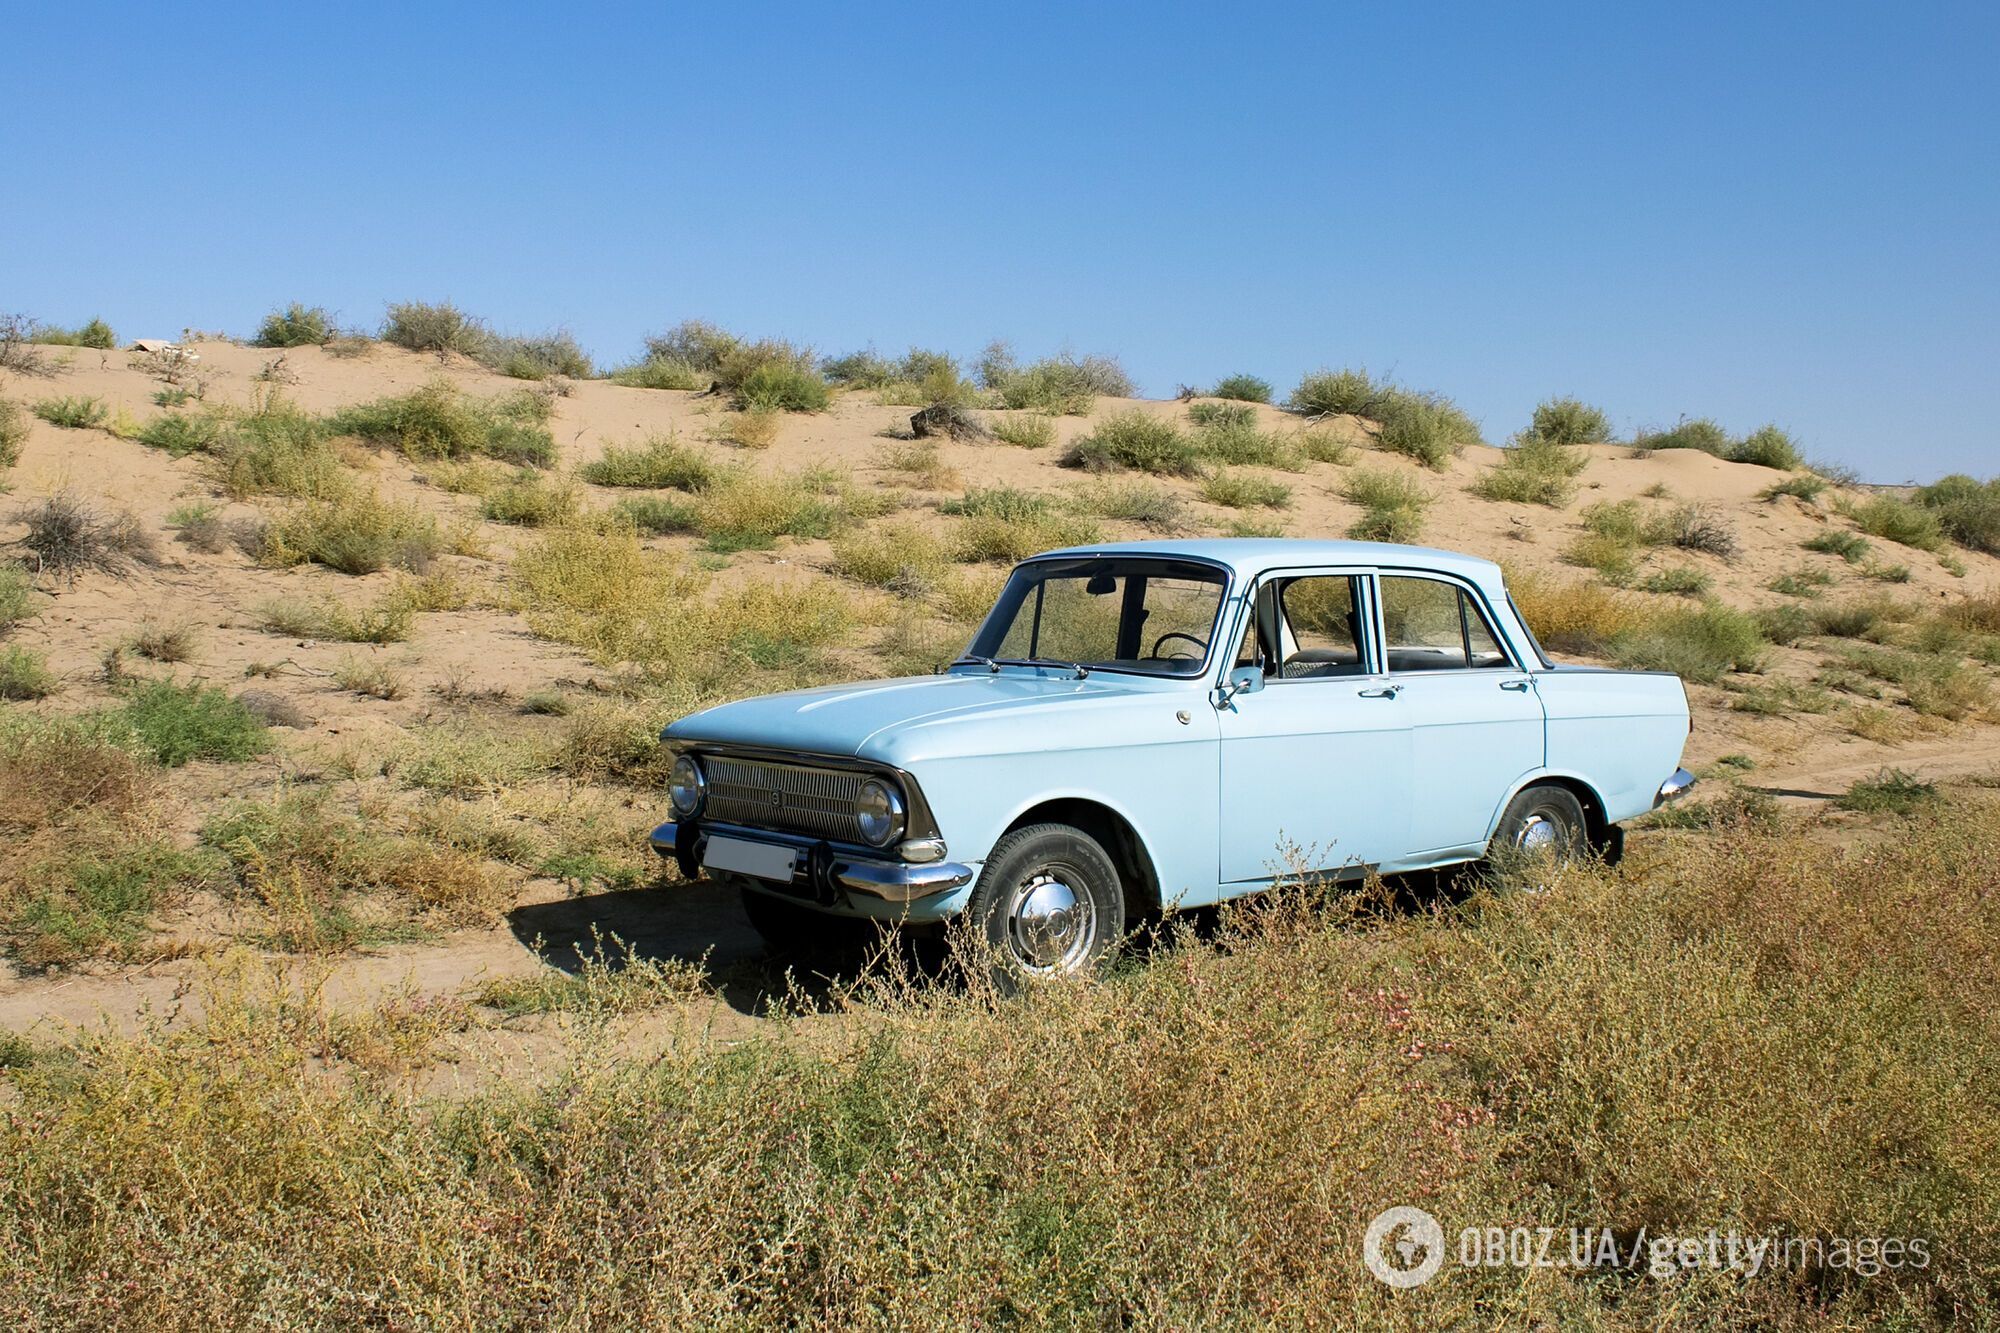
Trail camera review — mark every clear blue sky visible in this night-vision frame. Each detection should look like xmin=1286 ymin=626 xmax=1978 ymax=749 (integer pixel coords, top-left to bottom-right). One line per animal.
xmin=4 ymin=2 xmax=1995 ymax=480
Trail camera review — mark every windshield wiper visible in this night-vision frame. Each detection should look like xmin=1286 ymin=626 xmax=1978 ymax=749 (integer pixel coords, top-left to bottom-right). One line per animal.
xmin=1023 ymin=657 xmax=1091 ymax=680
xmin=951 ymin=654 xmax=1001 ymax=673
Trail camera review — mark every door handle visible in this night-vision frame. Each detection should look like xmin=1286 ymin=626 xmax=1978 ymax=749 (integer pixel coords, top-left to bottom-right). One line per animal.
xmin=1358 ymin=685 xmax=1401 ymax=699
xmin=1499 ymin=679 xmax=1532 ymax=691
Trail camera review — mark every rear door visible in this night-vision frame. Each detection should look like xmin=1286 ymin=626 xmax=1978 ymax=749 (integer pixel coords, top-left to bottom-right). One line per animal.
xmin=1373 ymin=571 xmax=1546 ymax=858
xmin=1216 ymin=570 xmax=1414 ymax=882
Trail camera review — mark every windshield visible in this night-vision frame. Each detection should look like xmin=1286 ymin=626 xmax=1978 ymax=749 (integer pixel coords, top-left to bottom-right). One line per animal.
xmin=966 ymin=557 xmax=1229 ymax=677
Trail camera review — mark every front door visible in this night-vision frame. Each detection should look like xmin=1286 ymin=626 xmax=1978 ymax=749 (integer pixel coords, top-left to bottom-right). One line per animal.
xmin=1216 ymin=572 xmax=1414 ymax=883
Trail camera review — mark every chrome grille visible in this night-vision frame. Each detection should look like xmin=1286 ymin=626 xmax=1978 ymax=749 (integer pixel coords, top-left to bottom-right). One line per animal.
xmin=702 ymin=755 xmax=864 ymax=843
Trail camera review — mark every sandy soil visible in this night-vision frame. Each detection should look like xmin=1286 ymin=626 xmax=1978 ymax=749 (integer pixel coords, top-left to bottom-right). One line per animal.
xmin=3 ymin=337 xmax=1996 ymax=1055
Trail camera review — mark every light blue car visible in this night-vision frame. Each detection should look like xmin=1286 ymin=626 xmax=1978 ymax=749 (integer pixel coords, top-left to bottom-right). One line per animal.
xmin=656 ymin=539 xmax=1695 ymax=979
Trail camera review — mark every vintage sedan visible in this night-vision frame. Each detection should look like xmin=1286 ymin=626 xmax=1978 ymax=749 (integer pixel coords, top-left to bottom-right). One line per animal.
xmin=654 ymin=540 xmax=1695 ymax=979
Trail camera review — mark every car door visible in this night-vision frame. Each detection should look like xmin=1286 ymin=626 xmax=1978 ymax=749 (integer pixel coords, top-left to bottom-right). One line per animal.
xmin=1374 ymin=571 xmax=1546 ymax=858
xmin=1216 ymin=570 xmax=1414 ymax=883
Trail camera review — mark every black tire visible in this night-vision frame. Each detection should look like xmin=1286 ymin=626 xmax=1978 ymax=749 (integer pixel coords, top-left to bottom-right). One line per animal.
xmin=962 ymin=823 xmax=1124 ymax=988
xmin=1488 ymin=785 xmax=1589 ymax=866
xmin=737 ymin=882 xmax=870 ymax=958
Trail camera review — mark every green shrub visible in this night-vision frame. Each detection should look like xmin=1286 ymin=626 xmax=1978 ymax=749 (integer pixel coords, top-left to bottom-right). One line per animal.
xmin=830 ymin=525 xmax=956 ymax=596
xmin=260 ymin=492 xmax=445 ymax=575
xmin=381 ymin=300 xmax=489 ymax=356
xmin=1371 ymin=390 xmax=1477 ymax=469
xmin=1836 ymin=768 xmax=1940 ymax=816
xmin=1190 ymin=419 xmax=1302 ymax=470
xmin=1295 ymin=429 xmax=1354 ymax=466
xmin=136 ymin=410 xmax=226 ymax=457
xmin=1804 ymin=529 xmax=1868 ymax=562
xmin=613 ymin=496 xmax=700 ymax=536
xmin=254 ymin=303 xmax=335 ymax=348
xmin=1763 ymin=474 xmax=1828 ymax=502
xmin=1522 ymin=396 xmax=1614 ymax=445
xmin=940 ymin=487 xmax=1056 ymax=524
xmin=1209 ymin=374 xmax=1272 ymax=403
xmin=32 ymin=396 xmax=107 ymax=429
xmin=1199 ymin=471 xmax=1291 ymax=510
xmin=483 ymin=331 xmax=593 ymax=380
xmin=255 ymin=594 xmax=413 ymax=644
xmin=1288 ymin=367 xmax=1379 ymax=417
xmin=4 ymin=839 xmax=213 ymax=968
xmin=209 ymin=398 xmax=347 ymax=499
xmin=1609 ymin=603 xmax=1765 ymax=682
xmin=1728 ymin=678 xmax=1834 ymax=715
xmin=1915 ymin=473 xmax=2000 ymax=553
xmin=579 ymin=435 xmax=717 ymax=491
xmin=1637 ymin=566 xmax=1712 ymax=597
xmin=1341 ymin=469 xmax=1429 ymax=542
xmin=1085 ymin=480 xmax=1187 ymax=533
xmin=1651 ymin=503 xmax=1738 ymax=558
xmin=1769 ymin=567 xmax=1834 ymax=598
xmin=1471 ymin=437 xmax=1589 ymax=506
xmin=605 ymin=357 xmax=706 ymax=390
xmin=1060 ymin=412 xmax=1201 ymax=477
xmin=1730 ymin=424 xmax=1804 ymax=470
xmin=328 ymin=381 xmax=554 ymax=467
xmin=1186 ymin=401 xmax=1255 ymax=430
xmin=111 ymin=681 xmax=269 ymax=766
xmin=28 ymin=318 xmax=116 ymax=349
xmin=641 ymin=319 xmax=741 ymax=372
xmin=0 ymin=565 xmax=34 ymax=629
xmin=480 ymin=472 xmax=580 ymax=527
xmin=979 ymin=344 xmax=1133 ymax=414
xmin=990 ymin=413 xmax=1057 ymax=449
xmin=1840 ymin=494 xmax=1944 ymax=551
xmin=0 ymin=646 xmax=56 ymax=699
xmin=824 ymin=348 xmax=957 ymax=390
xmin=0 ymin=399 xmax=26 ymax=467
xmin=1636 ymin=418 xmax=1731 ymax=456
xmin=733 ymin=359 xmax=830 ymax=413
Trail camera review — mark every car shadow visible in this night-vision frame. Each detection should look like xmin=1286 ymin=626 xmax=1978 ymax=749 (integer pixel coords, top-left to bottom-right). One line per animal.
xmin=507 ymin=867 xmax=1483 ymax=1018
xmin=505 ymin=879 xmax=945 ymax=1019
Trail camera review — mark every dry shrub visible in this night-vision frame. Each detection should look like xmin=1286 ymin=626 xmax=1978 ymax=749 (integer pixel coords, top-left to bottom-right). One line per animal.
xmin=1504 ymin=567 xmax=1648 ymax=655
xmin=0 ymin=717 xmax=144 ymax=834
xmin=514 ymin=526 xmax=854 ymax=684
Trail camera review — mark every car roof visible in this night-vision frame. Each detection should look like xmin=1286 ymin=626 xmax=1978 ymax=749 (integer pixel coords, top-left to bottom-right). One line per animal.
xmin=1034 ymin=538 xmax=1506 ymax=585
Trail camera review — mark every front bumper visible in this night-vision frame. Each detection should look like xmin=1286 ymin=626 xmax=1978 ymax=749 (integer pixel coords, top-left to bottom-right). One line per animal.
xmin=1654 ymin=768 xmax=1697 ymax=807
xmin=649 ymin=820 xmax=974 ymax=904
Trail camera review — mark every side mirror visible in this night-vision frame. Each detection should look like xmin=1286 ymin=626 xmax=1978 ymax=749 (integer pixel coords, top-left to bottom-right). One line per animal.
xmin=1217 ymin=665 xmax=1265 ymax=707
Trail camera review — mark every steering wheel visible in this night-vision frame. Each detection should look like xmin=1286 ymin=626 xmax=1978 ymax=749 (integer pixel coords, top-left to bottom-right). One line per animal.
xmin=1150 ymin=630 xmax=1209 ymax=660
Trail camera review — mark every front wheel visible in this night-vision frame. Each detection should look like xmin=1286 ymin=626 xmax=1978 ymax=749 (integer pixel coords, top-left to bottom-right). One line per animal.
xmin=962 ymin=823 xmax=1125 ymax=988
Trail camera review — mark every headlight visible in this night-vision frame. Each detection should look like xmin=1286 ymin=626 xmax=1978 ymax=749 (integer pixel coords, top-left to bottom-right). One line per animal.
xmin=669 ymin=755 xmax=705 ymax=817
xmin=854 ymin=778 xmax=906 ymax=848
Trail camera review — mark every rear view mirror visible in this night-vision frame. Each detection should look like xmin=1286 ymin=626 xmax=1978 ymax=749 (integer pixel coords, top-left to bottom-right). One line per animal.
xmin=1085 ymin=572 xmax=1118 ymax=596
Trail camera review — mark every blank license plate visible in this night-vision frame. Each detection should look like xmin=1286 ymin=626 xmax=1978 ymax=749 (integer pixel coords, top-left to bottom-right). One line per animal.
xmin=703 ymin=835 xmax=798 ymax=883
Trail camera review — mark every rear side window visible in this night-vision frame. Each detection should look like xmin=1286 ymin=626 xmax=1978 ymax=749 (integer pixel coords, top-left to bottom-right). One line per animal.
xmin=1380 ymin=575 xmax=1511 ymax=671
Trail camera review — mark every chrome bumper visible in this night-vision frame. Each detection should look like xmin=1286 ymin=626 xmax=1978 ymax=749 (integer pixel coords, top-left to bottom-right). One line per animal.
xmin=648 ymin=820 xmax=974 ymax=903
xmin=1654 ymin=768 xmax=1697 ymax=807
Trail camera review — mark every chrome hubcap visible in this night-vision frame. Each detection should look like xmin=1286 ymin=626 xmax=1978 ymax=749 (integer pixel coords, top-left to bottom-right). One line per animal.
xmin=1517 ymin=814 xmax=1559 ymax=853
xmin=1007 ymin=870 xmax=1094 ymax=973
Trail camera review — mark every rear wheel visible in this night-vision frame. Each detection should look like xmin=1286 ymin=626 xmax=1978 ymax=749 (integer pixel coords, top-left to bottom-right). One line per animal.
xmin=1486 ymin=785 xmax=1589 ymax=885
xmin=962 ymin=823 xmax=1124 ymax=988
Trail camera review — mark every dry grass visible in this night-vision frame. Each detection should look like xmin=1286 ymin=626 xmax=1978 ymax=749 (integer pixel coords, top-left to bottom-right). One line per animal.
xmin=3 ymin=804 xmax=1996 ymax=1325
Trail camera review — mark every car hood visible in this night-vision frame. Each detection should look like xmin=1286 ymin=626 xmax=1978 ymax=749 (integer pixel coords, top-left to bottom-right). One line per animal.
xmin=664 ymin=670 xmax=1180 ymax=762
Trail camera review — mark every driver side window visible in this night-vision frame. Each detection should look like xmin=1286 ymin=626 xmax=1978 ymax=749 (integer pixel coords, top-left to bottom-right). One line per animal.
xmin=1274 ymin=575 xmax=1366 ymax=679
